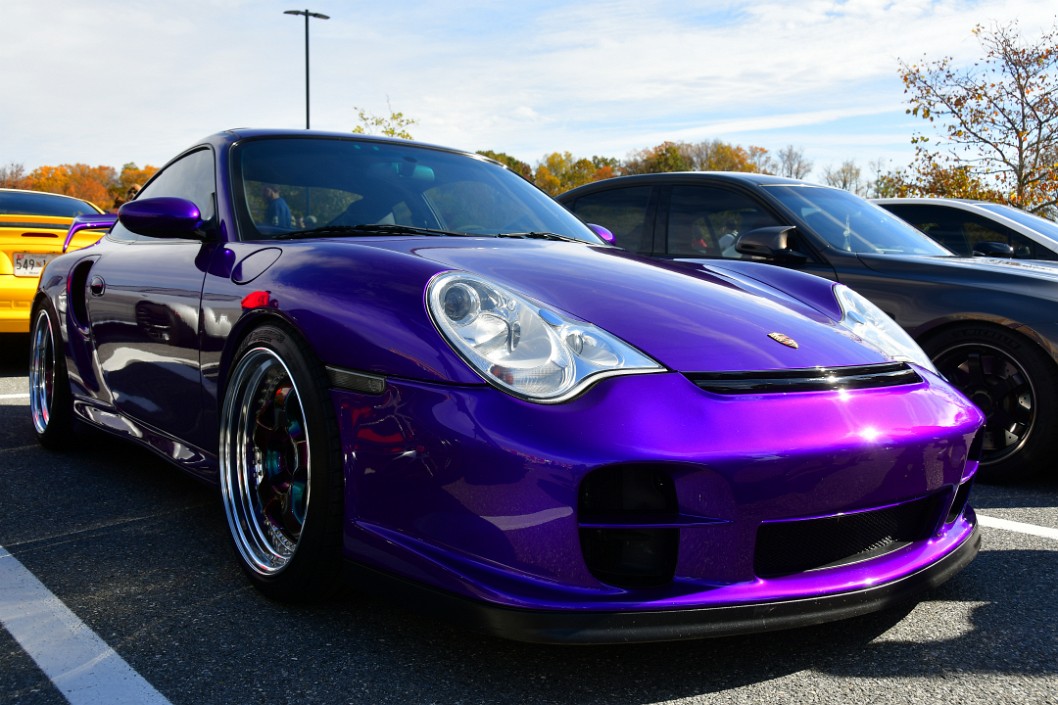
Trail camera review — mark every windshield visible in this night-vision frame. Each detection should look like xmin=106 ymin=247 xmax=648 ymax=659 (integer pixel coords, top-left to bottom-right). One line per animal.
xmin=232 ymin=137 xmax=601 ymax=243
xmin=0 ymin=190 xmax=100 ymax=217
xmin=978 ymin=203 xmax=1058 ymax=243
xmin=764 ymin=184 xmax=953 ymax=256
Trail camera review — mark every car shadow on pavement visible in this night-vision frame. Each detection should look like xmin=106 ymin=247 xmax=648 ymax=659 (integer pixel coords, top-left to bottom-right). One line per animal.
xmin=0 ymin=334 xmax=29 ymax=377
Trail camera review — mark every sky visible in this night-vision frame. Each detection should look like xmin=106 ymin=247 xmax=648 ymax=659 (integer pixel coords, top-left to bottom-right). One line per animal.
xmin=2 ymin=0 xmax=1056 ymax=180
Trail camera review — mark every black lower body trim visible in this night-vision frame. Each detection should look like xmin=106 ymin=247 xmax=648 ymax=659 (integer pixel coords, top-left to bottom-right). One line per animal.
xmin=343 ymin=524 xmax=980 ymax=645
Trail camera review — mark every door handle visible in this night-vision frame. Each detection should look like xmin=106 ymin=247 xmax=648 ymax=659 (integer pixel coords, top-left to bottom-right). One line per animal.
xmin=89 ymin=276 xmax=106 ymax=297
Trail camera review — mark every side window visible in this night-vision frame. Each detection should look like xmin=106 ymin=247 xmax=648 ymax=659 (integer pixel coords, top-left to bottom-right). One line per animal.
xmin=959 ymin=213 xmax=1043 ymax=259
xmin=886 ymin=205 xmax=971 ymax=255
xmin=138 ymin=149 xmax=216 ymax=221
xmin=565 ymin=187 xmax=653 ymax=255
xmin=110 ymin=149 xmax=215 ymax=242
xmin=666 ymin=186 xmax=780 ymax=258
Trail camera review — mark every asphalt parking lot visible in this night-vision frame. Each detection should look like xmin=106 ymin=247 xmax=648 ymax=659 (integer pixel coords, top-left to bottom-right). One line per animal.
xmin=1 ymin=333 xmax=1056 ymax=705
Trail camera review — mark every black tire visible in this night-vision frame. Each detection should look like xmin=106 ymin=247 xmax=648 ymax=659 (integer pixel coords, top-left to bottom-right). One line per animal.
xmin=219 ymin=324 xmax=344 ymax=600
xmin=921 ymin=324 xmax=1058 ymax=483
xmin=28 ymin=298 xmax=76 ymax=449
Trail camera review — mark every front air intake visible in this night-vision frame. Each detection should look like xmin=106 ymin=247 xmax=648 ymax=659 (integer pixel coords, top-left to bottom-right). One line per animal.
xmin=578 ymin=466 xmax=679 ymax=588
xmin=755 ymin=494 xmax=942 ymax=578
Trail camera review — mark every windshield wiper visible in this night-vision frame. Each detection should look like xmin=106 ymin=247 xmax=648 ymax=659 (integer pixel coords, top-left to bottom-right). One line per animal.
xmin=496 ymin=231 xmax=581 ymax=243
xmin=275 ymin=224 xmax=472 ymax=240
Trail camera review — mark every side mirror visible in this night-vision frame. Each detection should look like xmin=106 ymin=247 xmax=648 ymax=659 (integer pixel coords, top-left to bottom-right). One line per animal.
xmin=972 ymin=241 xmax=1015 ymax=258
xmin=735 ymin=226 xmax=808 ymax=264
xmin=587 ymin=223 xmax=616 ymax=244
xmin=118 ymin=197 xmax=206 ymax=239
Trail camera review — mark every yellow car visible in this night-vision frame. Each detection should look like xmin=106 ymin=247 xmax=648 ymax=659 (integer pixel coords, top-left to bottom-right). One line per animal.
xmin=1 ymin=188 xmax=105 ymax=333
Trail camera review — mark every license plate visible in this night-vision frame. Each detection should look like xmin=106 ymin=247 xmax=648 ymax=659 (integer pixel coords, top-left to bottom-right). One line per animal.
xmin=13 ymin=252 xmax=56 ymax=277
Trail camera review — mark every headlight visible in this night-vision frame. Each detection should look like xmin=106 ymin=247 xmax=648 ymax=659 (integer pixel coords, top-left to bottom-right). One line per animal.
xmin=834 ymin=284 xmax=938 ymax=373
xmin=428 ymin=272 xmax=663 ymax=402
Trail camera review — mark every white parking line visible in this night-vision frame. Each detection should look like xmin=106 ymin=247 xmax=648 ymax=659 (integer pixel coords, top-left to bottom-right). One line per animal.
xmin=0 ymin=392 xmax=30 ymax=401
xmin=978 ymin=513 xmax=1058 ymax=541
xmin=0 ymin=544 xmax=172 ymax=705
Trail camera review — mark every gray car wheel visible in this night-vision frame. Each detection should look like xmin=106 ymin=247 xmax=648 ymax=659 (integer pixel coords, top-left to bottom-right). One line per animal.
xmin=219 ymin=324 xmax=344 ymax=600
xmin=29 ymin=299 xmax=75 ymax=449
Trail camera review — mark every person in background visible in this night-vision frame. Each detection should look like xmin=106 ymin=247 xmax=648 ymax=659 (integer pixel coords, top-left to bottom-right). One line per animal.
xmin=263 ymin=184 xmax=293 ymax=228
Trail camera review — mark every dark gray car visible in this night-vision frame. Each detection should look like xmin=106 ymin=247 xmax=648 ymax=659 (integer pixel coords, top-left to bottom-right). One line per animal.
xmin=559 ymin=172 xmax=1058 ymax=483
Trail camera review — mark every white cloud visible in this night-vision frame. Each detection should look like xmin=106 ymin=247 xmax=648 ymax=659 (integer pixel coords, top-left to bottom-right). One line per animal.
xmin=2 ymin=0 xmax=1055 ymax=176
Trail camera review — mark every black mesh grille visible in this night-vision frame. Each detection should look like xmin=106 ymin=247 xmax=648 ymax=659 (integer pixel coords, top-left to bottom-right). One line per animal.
xmin=688 ymin=362 xmax=922 ymax=394
xmin=755 ymin=495 xmax=941 ymax=578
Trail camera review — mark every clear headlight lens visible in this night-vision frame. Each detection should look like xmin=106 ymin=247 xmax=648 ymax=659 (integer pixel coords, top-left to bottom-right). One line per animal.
xmin=428 ymin=272 xmax=663 ymax=402
xmin=834 ymin=284 xmax=938 ymax=373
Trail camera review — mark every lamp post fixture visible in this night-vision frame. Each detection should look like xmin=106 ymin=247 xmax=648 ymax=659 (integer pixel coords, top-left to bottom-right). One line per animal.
xmin=284 ymin=9 xmax=330 ymax=129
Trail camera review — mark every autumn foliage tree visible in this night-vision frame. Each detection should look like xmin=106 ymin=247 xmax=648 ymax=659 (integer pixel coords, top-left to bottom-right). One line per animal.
xmin=622 ymin=139 xmax=776 ymax=175
xmin=532 ymin=152 xmax=618 ymax=195
xmin=900 ymin=21 xmax=1058 ymax=212
xmin=477 ymin=150 xmax=533 ymax=181
xmin=2 ymin=162 xmax=158 ymax=209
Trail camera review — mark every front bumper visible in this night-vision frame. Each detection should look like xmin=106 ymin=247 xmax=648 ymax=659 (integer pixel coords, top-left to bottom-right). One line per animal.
xmin=330 ymin=366 xmax=983 ymax=641
xmin=347 ymin=520 xmax=979 ymax=644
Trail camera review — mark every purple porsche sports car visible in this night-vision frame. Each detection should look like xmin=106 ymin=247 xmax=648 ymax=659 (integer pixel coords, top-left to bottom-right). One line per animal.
xmin=29 ymin=129 xmax=983 ymax=643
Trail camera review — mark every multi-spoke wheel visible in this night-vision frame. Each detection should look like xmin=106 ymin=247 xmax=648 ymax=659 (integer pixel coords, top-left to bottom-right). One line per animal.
xmin=923 ymin=324 xmax=1058 ymax=483
xmin=29 ymin=299 xmax=75 ymax=449
xmin=220 ymin=325 xmax=343 ymax=599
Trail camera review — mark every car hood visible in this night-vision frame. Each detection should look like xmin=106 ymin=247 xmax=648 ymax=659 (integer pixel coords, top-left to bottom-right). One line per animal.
xmin=328 ymin=238 xmax=899 ymax=375
xmin=858 ymin=253 xmax=1058 ymax=296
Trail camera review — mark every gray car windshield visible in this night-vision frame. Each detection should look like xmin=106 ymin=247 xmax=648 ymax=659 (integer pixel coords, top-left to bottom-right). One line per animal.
xmin=979 ymin=203 xmax=1058 ymax=243
xmin=764 ymin=184 xmax=953 ymax=256
xmin=233 ymin=137 xmax=602 ymax=243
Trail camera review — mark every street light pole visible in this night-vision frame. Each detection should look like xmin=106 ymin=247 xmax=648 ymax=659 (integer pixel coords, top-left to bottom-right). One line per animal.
xmin=284 ymin=9 xmax=330 ymax=129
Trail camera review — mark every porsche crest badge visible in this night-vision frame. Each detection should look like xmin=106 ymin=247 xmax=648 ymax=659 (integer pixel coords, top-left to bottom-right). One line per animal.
xmin=768 ymin=332 xmax=799 ymax=349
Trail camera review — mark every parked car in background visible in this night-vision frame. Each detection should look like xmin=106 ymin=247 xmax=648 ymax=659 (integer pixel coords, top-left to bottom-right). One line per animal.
xmin=29 ymin=129 xmax=984 ymax=643
xmin=874 ymin=197 xmax=1058 ymax=260
xmin=558 ymin=172 xmax=1058 ymax=483
xmin=0 ymin=188 xmax=104 ymax=333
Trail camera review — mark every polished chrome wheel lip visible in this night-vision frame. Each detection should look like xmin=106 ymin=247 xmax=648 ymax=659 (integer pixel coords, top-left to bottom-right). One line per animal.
xmin=220 ymin=346 xmax=311 ymax=576
xmin=29 ymin=308 xmax=54 ymax=436
xmin=934 ymin=340 xmax=1035 ymax=465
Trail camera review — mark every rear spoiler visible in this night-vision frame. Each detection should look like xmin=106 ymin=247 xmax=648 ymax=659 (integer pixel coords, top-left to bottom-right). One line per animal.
xmin=63 ymin=213 xmax=118 ymax=252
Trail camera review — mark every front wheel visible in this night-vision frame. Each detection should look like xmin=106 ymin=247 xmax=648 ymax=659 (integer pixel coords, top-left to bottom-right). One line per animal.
xmin=219 ymin=325 xmax=344 ymax=600
xmin=921 ymin=324 xmax=1058 ymax=483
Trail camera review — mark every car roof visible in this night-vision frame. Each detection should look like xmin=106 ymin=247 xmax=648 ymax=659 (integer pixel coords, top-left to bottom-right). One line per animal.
xmin=872 ymin=197 xmax=991 ymax=207
xmin=557 ymin=171 xmax=826 ymax=199
xmin=197 ymin=128 xmax=490 ymax=163
xmin=0 ymin=187 xmax=102 ymax=215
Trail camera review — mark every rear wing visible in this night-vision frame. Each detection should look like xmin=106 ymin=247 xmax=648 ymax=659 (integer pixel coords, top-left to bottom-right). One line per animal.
xmin=63 ymin=213 xmax=117 ymax=252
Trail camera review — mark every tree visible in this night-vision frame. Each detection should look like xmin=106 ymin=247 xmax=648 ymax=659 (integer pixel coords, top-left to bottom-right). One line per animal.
xmin=622 ymin=141 xmax=694 ymax=174
xmin=352 ymin=102 xmax=416 ymax=140
xmin=777 ymin=145 xmax=812 ymax=179
xmin=872 ymin=161 xmax=1003 ymax=200
xmin=118 ymin=163 xmax=158 ymax=195
xmin=24 ymin=164 xmax=116 ymax=207
xmin=0 ymin=163 xmax=27 ymax=189
xmin=477 ymin=150 xmax=533 ymax=180
xmin=900 ymin=21 xmax=1058 ymax=212
xmin=683 ymin=140 xmax=775 ymax=173
xmin=532 ymin=151 xmax=600 ymax=195
xmin=623 ymin=140 xmax=775 ymax=175
xmin=821 ymin=160 xmax=864 ymax=194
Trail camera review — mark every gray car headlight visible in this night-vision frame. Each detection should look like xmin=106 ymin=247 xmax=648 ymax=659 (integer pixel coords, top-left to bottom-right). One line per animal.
xmin=834 ymin=284 xmax=938 ymax=373
xmin=428 ymin=272 xmax=663 ymax=402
